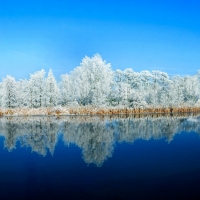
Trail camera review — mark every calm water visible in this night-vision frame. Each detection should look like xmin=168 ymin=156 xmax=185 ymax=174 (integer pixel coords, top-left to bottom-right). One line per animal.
xmin=0 ymin=115 xmax=200 ymax=199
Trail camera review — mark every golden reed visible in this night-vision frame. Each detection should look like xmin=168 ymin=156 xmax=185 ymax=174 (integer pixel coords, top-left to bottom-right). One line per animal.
xmin=1 ymin=106 xmax=200 ymax=117
xmin=69 ymin=107 xmax=200 ymax=116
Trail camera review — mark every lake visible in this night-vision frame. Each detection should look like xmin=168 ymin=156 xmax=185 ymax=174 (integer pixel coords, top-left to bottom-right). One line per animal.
xmin=0 ymin=114 xmax=200 ymax=199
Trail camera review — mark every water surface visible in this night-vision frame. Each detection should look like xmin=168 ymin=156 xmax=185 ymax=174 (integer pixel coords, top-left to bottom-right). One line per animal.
xmin=0 ymin=114 xmax=200 ymax=199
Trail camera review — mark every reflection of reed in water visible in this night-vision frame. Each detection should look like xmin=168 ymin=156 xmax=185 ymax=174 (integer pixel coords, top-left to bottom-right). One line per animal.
xmin=0 ymin=114 xmax=200 ymax=166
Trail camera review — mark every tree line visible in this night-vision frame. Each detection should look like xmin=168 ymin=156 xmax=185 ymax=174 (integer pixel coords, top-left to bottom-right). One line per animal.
xmin=1 ymin=53 xmax=200 ymax=108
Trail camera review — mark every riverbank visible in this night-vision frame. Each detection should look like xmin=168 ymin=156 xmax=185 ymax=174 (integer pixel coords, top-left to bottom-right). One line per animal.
xmin=1 ymin=106 xmax=200 ymax=116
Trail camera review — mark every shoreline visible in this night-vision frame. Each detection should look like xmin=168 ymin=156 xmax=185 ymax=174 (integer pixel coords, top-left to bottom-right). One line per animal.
xmin=1 ymin=107 xmax=200 ymax=117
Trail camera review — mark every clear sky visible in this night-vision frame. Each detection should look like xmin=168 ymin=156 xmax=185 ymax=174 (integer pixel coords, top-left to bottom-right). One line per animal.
xmin=0 ymin=0 xmax=200 ymax=80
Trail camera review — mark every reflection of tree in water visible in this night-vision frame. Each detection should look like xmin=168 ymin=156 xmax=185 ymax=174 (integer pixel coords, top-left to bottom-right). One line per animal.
xmin=112 ymin=117 xmax=181 ymax=143
xmin=0 ymin=115 xmax=200 ymax=166
xmin=62 ymin=121 xmax=114 ymax=166
xmin=2 ymin=119 xmax=19 ymax=151
xmin=0 ymin=117 xmax=60 ymax=156
xmin=19 ymin=118 xmax=60 ymax=156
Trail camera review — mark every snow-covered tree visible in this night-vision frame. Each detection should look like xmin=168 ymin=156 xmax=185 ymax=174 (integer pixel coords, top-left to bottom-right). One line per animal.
xmin=28 ymin=69 xmax=45 ymax=108
xmin=16 ymin=79 xmax=29 ymax=107
xmin=71 ymin=54 xmax=113 ymax=106
xmin=60 ymin=73 xmax=76 ymax=105
xmin=182 ymin=75 xmax=199 ymax=105
xmin=43 ymin=69 xmax=60 ymax=107
xmin=2 ymin=75 xmax=18 ymax=108
xmin=0 ymin=82 xmax=3 ymax=107
xmin=168 ymin=76 xmax=184 ymax=107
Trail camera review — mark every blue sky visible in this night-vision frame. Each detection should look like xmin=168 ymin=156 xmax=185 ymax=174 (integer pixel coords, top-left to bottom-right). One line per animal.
xmin=0 ymin=0 xmax=200 ymax=80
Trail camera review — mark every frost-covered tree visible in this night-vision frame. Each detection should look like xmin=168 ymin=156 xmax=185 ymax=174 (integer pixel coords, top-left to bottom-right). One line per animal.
xmin=28 ymin=69 xmax=45 ymax=108
xmin=2 ymin=75 xmax=18 ymax=108
xmin=182 ymin=75 xmax=199 ymax=105
xmin=60 ymin=74 xmax=76 ymax=105
xmin=16 ymin=79 xmax=29 ymax=107
xmin=71 ymin=54 xmax=113 ymax=106
xmin=151 ymin=71 xmax=170 ymax=106
xmin=43 ymin=69 xmax=60 ymax=107
xmin=110 ymin=69 xmax=124 ymax=105
xmin=168 ymin=76 xmax=184 ymax=107
xmin=0 ymin=82 xmax=3 ymax=107
xmin=110 ymin=69 xmax=147 ymax=107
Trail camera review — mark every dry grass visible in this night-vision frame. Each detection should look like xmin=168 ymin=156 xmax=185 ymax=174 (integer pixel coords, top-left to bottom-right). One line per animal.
xmin=67 ymin=106 xmax=200 ymax=115
xmin=1 ymin=106 xmax=200 ymax=116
